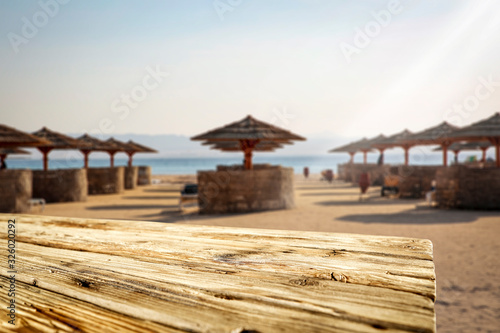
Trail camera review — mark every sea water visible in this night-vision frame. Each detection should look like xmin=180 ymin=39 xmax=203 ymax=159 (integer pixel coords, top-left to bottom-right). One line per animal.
xmin=4 ymin=152 xmax=479 ymax=175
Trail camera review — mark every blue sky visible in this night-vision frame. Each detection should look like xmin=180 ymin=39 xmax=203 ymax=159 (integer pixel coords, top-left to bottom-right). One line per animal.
xmin=1 ymin=0 xmax=500 ymax=148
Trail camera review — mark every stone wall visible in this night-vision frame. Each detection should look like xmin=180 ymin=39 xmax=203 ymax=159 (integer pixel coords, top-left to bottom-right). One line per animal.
xmin=124 ymin=166 xmax=138 ymax=189
xmin=33 ymin=169 xmax=87 ymax=203
xmin=0 ymin=169 xmax=32 ymax=213
xmin=137 ymin=166 xmax=152 ymax=185
xmin=87 ymin=167 xmax=124 ymax=195
xmin=198 ymin=165 xmax=294 ymax=214
xmin=388 ymin=165 xmax=440 ymax=199
xmin=436 ymin=165 xmax=500 ymax=209
xmin=339 ymin=163 xmax=389 ymax=186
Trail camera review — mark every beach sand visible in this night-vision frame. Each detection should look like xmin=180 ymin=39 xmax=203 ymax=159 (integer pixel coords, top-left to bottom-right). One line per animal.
xmin=38 ymin=174 xmax=499 ymax=332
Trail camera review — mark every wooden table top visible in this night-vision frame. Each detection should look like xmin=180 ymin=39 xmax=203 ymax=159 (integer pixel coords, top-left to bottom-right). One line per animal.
xmin=0 ymin=214 xmax=436 ymax=332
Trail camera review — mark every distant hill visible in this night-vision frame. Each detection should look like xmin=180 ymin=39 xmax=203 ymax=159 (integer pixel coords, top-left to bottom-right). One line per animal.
xmin=13 ymin=133 xmax=452 ymax=160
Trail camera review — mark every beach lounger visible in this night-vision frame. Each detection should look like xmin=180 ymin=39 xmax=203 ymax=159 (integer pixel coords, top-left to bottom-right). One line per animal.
xmin=179 ymin=183 xmax=198 ymax=210
xmin=381 ymin=175 xmax=399 ymax=197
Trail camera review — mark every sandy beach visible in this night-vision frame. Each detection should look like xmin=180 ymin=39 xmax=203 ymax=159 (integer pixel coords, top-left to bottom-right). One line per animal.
xmin=33 ymin=173 xmax=499 ymax=332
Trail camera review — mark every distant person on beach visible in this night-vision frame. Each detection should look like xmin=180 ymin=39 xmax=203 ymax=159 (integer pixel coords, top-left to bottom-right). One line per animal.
xmin=303 ymin=167 xmax=309 ymax=179
xmin=359 ymin=172 xmax=370 ymax=200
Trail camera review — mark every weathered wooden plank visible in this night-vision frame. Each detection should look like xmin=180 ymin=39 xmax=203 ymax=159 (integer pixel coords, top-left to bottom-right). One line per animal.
xmin=0 ymin=276 xmax=181 ymax=332
xmin=0 ymin=214 xmax=436 ymax=332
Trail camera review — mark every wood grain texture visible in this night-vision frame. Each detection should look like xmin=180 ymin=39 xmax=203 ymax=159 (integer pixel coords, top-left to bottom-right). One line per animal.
xmin=0 ymin=214 xmax=436 ymax=332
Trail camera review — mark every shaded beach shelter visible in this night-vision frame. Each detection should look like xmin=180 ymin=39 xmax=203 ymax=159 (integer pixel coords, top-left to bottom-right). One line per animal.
xmin=32 ymin=127 xmax=89 ymax=171
xmin=0 ymin=124 xmax=48 ymax=148
xmin=371 ymin=129 xmax=413 ymax=166
xmin=210 ymin=141 xmax=283 ymax=152
xmin=365 ymin=134 xmax=387 ymax=164
xmin=446 ymin=112 xmax=500 ymax=167
xmin=328 ymin=138 xmax=373 ymax=164
xmin=0 ymin=148 xmax=30 ymax=169
xmin=434 ymin=141 xmax=492 ymax=163
xmin=399 ymin=122 xmax=459 ymax=166
xmin=205 ymin=140 xmax=286 ymax=152
xmin=104 ymin=138 xmax=130 ymax=168
xmin=125 ymin=140 xmax=157 ymax=167
xmin=191 ymin=115 xmax=305 ymax=170
xmin=76 ymin=134 xmax=118 ymax=168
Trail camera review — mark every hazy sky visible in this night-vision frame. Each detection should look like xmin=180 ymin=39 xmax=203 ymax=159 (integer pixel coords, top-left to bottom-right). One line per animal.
xmin=1 ymin=0 xmax=500 ymax=142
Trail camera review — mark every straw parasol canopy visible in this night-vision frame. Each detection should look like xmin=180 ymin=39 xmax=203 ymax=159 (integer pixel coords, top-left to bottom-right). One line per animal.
xmin=207 ymin=140 xmax=285 ymax=152
xmin=125 ymin=140 xmax=157 ymax=167
xmin=329 ymin=137 xmax=374 ymax=164
xmin=32 ymin=127 xmax=90 ymax=171
xmin=371 ymin=129 xmax=414 ymax=166
xmin=191 ymin=115 xmax=305 ymax=169
xmin=76 ymin=134 xmax=120 ymax=168
xmin=104 ymin=138 xmax=131 ymax=168
xmin=0 ymin=148 xmax=30 ymax=169
xmin=445 ymin=112 xmax=500 ymax=167
xmin=0 ymin=124 xmax=48 ymax=148
xmin=399 ymin=122 xmax=459 ymax=166
xmin=434 ymin=141 xmax=492 ymax=163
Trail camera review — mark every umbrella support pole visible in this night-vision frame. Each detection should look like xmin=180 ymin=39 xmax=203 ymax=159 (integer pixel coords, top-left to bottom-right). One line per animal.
xmin=37 ymin=147 xmax=53 ymax=171
xmin=240 ymin=139 xmax=260 ymax=170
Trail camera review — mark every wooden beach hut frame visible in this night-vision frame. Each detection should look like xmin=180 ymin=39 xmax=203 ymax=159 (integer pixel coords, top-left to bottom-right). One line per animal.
xmin=125 ymin=140 xmax=157 ymax=167
xmin=32 ymin=127 xmax=91 ymax=171
xmin=371 ymin=129 xmax=414 ymax=166
xmin=76 ymin=134 xmax=117 ymax=168
xmin=0 ymin=124 xmax=49 ymax=148
xmin=191 ymin=115 xmax=305 ymax=170
xmin=328 ymin=138 xmax=374 ymax=164
xmin=445 ymin=112 xmax=500 ymax=167
xmin=398 ymin=122 xmax=459 ymax=166
xmin=433 ymin=141 xmax=491 ymax=163
xmin=0 ymin=147 xmax=29 ymax=168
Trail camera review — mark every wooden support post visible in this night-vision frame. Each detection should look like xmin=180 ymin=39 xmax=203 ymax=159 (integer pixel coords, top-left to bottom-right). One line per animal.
xmin=81 ymin=150 xmax=90 ymax=169
xmin=404 ymin=146 xmax=410 ymax=166
xmin=108 ymin=151 xmax=115 ymax=168
xmin=442 ymin=143 xmax=449 ymax=166
xmin=127 ymin=152 xmax=135 ymax=168
xmin=38 ymin=147 xmax=53 ymax=171
xmin=363 ymin=151 xmax=367 ymax=164
xmin=378 ymin=148 xmax=385 ymax=165
xmin=240 ymin=139 xmax=260 ymax=170
xmin=481 ymin=148 xmax=487 ymax=163
xmin=348 ymin=152 xmax=355 ymax=164
xmin=496 ymin=144 xmax=500 ymax=168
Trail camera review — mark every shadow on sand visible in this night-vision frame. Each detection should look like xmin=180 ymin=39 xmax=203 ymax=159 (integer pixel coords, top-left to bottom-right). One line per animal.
xmin=87 ymin=204 xmax=179 ymax=210
xmin=124 ymin=195 xmax=179 ymax=200
xmin=336 ymin=208 xmax=498 ymax=224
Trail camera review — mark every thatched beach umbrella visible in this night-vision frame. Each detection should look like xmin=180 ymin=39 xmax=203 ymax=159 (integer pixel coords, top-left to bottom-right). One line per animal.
xmin=76 ymin=134 xmax=118 ymax=168
xmin=191 ymin=115 xmax=305 ymax=169
xmin=329 ymin=138 xmax=373 ymax=164
xmin=207 ymin=140 xmax=285 ymax=152
xmin=125 ymin=140 xmax=157 ymax=167
xmin=0 ymin=148 xmax=30 ymax=169
xmin=104 ymin=138 xmax=130 ymax=168
xmin=446 ymin=112 xmax=500 ymax=167
xmin=399 ymin=122 xmax=459 ymax=166
xmin=371 ymin=129 xmax=413 ymax=166
xmin=434 ymin=141 xmax=491 ymax=163
xmin=0 ymin=124 xmax=48 ymax=148
xmin=32 ymin=127 xmax=89 ymax=171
